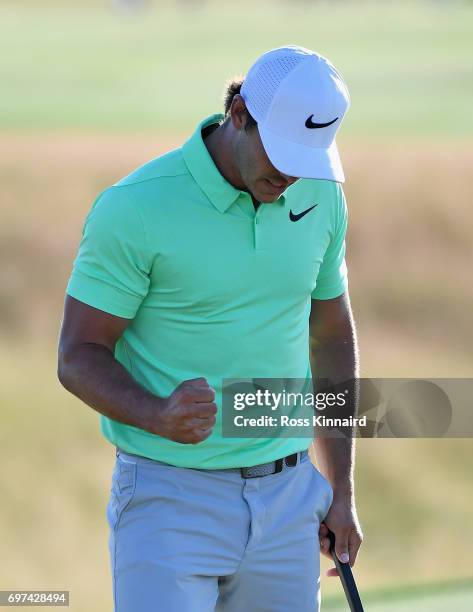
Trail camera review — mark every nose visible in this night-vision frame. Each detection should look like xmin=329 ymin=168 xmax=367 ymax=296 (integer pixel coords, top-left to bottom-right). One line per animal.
xmin=279 ymin=173 xmax=299 ymax=186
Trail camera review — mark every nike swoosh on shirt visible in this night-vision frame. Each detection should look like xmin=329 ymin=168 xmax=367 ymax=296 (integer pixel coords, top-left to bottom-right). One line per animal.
xmin=289 ymin=204 xmax=318 ymax=222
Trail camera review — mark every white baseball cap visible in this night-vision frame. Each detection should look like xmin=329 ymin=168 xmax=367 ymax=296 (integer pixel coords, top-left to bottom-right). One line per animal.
xmin=240 ymin=45 xmax=350 ymax=183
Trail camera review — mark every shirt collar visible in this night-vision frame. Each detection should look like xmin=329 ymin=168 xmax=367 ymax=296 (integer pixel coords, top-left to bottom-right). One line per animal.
xmin=182 ymin=113 xmax=286 ymax=213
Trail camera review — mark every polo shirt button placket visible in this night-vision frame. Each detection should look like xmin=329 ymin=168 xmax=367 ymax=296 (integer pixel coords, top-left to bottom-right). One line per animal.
xmin=254 ymin=216 xmax=260 ymax=250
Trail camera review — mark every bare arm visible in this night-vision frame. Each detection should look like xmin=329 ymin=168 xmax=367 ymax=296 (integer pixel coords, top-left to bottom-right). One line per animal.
xmin=309 ymin=291 xmax=359 ymax=494
xmin=309 ymin=291 xmax=363 ymax=574
xmin=57 ymin=295 xmax=217 ymax=444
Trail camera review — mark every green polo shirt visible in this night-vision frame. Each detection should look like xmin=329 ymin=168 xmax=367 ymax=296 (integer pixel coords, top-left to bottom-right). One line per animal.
xmin=66 ymin=113 xmax=349 ymax=468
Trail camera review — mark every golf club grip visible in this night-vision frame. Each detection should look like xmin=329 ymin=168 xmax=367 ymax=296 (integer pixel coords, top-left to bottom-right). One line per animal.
xmin=327 ymin=528 xmax=365 ymax=612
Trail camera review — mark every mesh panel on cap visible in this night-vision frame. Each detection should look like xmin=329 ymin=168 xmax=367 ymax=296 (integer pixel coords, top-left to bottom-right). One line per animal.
xmin=244 ymin=54 xmax=308 ymax=121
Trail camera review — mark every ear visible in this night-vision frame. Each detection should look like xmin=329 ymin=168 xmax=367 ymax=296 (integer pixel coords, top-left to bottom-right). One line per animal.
xmin=230 ymin=94 xmax=248 ymax=131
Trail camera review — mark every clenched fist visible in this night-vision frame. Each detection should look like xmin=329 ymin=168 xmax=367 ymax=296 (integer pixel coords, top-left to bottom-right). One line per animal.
xmin=146 ymin=377 xmax=217 ymax=444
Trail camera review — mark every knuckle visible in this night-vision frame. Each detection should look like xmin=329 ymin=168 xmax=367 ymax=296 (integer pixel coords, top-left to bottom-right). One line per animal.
xmin=203 ymin=403 xmax=217 ymax=416
xmin=179 ymin=391 xmax=193 ymax=403
xmin=180 ymin=404 xmax=194 ymax=417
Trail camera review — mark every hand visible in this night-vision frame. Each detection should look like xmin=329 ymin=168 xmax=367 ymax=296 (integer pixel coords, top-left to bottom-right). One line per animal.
xmin=318 ymin=493 xmax=363 ymax=577
xmin=147 ymin=377 xmax=217 ymax=444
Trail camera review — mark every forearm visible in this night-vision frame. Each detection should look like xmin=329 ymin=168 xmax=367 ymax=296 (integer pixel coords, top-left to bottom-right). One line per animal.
xmin=310 ymin=328 xmax=359 ymax=496
xmin=57 ymin=343 xmax=162 ymax=432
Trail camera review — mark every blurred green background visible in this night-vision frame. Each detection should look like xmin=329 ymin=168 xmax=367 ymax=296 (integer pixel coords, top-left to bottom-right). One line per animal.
xmin=1 ymin=0 xmax=472 ymax=610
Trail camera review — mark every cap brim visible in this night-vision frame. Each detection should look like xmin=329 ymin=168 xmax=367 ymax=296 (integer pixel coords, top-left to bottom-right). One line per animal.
xmin=258 ymin=124 xmax=345 ymax=183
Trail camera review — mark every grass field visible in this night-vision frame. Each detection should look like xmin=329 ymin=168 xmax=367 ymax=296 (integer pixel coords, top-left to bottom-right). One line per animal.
xmin=1 ymin=0 xmax=473 ymax=138
xmin=1 ymin=343 xmax=472 ymax=610
xmin=324 ymin=578 xmax=473 ymax=611
xmin=1 ymin=1 xmax=473 ymax=610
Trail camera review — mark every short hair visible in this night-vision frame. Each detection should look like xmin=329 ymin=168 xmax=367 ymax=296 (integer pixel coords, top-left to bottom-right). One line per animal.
xmin=223 ymin=76 xmax=257 ymax=130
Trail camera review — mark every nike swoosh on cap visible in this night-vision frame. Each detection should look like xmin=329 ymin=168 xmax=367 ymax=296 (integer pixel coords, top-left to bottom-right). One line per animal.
xmin=305 ymin=115 xmax=339 ymax=129
xmin=289 ymin=204 xmax=318 ymax=222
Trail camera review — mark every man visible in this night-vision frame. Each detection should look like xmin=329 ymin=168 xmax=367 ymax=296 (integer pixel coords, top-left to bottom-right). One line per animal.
xmin=58 ymin=45 xmax=363 ymax=611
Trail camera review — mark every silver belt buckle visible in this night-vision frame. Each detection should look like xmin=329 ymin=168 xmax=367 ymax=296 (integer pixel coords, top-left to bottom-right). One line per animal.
xmin=240 ymin=458 xmax=284 ymax=479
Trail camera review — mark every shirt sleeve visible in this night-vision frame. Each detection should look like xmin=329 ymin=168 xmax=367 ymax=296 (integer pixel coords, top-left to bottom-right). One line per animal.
xmin=65 ymin=186 xmax=153 ymax=318
xmin=311 ymin=183 xmax=349 ymax=300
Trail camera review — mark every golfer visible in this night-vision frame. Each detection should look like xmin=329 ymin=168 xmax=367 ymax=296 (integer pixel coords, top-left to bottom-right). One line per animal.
xmin=58 ymin=45 xmax=363 ymax=611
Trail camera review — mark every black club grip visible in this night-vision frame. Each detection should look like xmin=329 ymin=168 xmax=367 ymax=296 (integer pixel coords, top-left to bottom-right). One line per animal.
xmin=327 ymin=528 xmax=365 ymax=612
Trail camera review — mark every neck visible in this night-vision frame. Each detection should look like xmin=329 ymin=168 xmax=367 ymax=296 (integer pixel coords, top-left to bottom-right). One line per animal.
xmin=203 ymin=119 xmax=246 ymax=191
